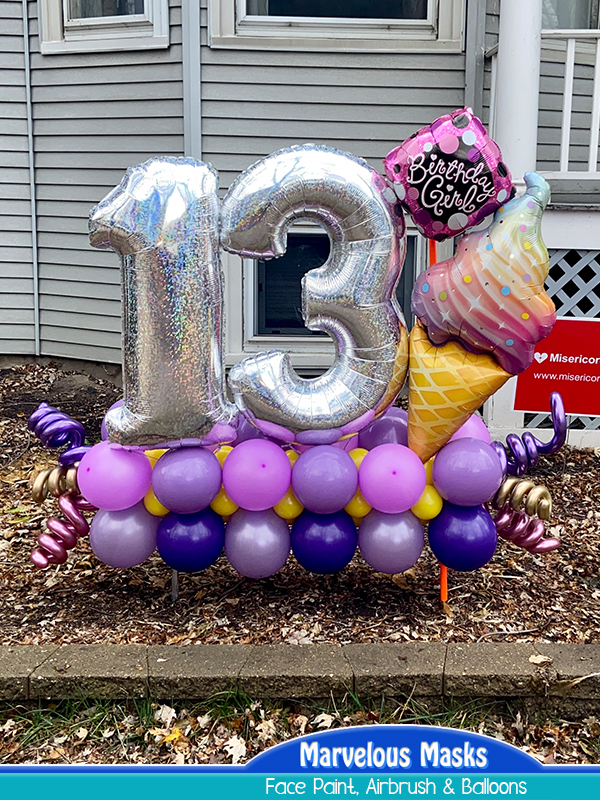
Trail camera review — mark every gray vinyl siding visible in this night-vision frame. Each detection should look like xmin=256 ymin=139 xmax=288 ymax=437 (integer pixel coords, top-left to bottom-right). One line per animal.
xmin=199 ymin=2 xmax=466 ymax=193
xmin=481 ymin=0 xmax=499 ymax=129
xmin=0 ymin=0 xmax=35 ymax=353
xmin=28 ymin=0 xmax=184 ymax=364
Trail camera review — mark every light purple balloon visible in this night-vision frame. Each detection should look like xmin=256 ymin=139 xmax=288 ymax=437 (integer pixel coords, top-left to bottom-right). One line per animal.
xmin=223 ymin=439 xmax=291 ymax=511
xmin=449 ymin=413 xmax=491 ymax=444
xmin=359 ymin=444 xmax=426 ymax=514
xmin=225 ymin=508 xmax=290 ymax=579
xmin=292 ymin=445 xmax=358 ymax=514
xmin=90 ymin=502 xmax=158 ymax=568
xmin=152 ymin=447 xmax=222 ymax=514
xmin=359 ymin=509 xmax=424 ymax=574
xmin=357 ymin=407 xmax=409 ymax=450
xmin=77 ymin=441 xmax=152 ymax=511
xmin=433 ymin=437 xmax=503 ymax=506
xmin=101 ymin=399 xmax=123 ymax=441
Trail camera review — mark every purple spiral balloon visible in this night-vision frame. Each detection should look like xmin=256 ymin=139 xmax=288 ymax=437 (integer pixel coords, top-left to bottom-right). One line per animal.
xmin=28 ymin=402 xmax=90 ymax=465
xmin=491 ymin=392 xmax=566 ymax=478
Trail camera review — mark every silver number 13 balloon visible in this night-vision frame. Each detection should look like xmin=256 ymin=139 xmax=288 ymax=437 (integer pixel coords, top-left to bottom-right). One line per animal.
xmin=90 ymin=146 xmax=408 ymax=447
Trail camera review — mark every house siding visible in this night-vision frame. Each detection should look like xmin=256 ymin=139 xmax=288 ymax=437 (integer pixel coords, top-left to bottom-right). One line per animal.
xmin=0 ymin=0 xmax=35 ymax=354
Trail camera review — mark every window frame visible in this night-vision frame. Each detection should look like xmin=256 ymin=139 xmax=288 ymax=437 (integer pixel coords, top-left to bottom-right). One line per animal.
xmin=208 ymin=0 xmax=465 ymax=52
xmin=39 ymin=0 xmax=169 ymax=54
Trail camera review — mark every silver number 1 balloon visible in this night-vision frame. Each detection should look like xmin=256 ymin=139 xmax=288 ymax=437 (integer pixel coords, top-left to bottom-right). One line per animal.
xmin=221 ymin=144 xmax=408 ymax=444
xmin=89 ymin=156 xmax=237 ymax=447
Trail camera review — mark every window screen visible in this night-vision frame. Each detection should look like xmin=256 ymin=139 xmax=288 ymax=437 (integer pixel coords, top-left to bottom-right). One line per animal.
xmin=245 ymin=0 xmax=427 ymax=19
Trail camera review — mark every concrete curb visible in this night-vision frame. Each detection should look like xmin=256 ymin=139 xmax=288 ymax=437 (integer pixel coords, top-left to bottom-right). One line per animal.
xmin=2 ymin=643 xmax=600 ymax=713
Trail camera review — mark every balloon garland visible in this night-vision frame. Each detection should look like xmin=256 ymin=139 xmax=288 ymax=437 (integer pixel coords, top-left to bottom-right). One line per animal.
xmin=25 ymin=107 xmax=567 ymax=603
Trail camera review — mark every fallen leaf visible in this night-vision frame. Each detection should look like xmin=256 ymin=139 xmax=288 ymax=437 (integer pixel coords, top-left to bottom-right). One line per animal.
xmin=529 ymin=655 xmax=553 ymax=665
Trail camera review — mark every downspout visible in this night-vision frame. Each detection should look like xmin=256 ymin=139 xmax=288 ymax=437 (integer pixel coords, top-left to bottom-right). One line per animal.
xmin=182 ymin=0 xmax=202 ymax=159
xmin=21 ymin=0 xmax=40 ymax=356
xmin=464 ymin=0 xmax=486 ymax=117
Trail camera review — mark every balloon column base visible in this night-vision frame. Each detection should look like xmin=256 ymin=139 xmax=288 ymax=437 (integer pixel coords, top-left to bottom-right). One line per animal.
xmin=171 ymin=570 xmax=179 ymax=602
xmin=440 ymin=563 xmax=448 ymax=603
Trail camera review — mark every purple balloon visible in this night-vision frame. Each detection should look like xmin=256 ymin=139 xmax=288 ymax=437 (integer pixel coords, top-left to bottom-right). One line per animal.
xmin=359 ymin=444 xmax=426 ymax=514
xmin=78 ymin=441 xmax=152 ymax=511
xmin=358 ymin=510 xmax=424 ymax=574
xmin=101 ymin=399 xmax=123 ymax=441
xmin=432 ymin=438 xmax=503 ymax=506
xmin=428 ymin=503 xmax=497 ymax=572
xmin=152 ymin=447 xmax=222 ymax=514
xmin=357 ymin=407 xmax=409 ymax=450
xmin=234 ymin=415 xmax=271 ymax=444
xmin=157 ymin=508 xmax=224 ymax=572
xmin=89 ymin=502 xmax=158 ymax=568
xmin=222 ymin=439 xmax=291 ymax=511
xmin=449 ymin=413 xmax=491 ymax=444
xmin=291 ymin=510 xmax=357 ymax=574
xmin=225 ymin=508 xmax=290 ymax=579
xmin=291 ymin=446 xmax=358 ymax=514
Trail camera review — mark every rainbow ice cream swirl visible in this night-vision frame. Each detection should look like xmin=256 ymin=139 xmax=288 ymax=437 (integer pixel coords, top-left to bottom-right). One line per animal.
xmin=411 ymin=172 xmax=556 ymax=375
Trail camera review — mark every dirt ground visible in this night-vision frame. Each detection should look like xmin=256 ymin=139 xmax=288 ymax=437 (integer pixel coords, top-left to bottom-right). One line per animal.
xmin=1 ymin=360 xmax=599 ymax=649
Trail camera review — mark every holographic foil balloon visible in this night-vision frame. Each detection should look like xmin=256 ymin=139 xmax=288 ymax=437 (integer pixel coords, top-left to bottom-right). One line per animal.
xmin=384 ymin=107 xmax=514 ymax=240
xmin=411 ymin=172 xmax=555 ymax=375
xmin=221 ymin=144 xmax=408 ymax=443
xmin=89 ymin=157 xmax=238 ymax=448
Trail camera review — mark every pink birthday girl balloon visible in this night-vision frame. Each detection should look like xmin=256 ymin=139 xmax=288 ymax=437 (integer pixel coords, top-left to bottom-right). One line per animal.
xmin=383 ymin=107 xmax=514 ymax=241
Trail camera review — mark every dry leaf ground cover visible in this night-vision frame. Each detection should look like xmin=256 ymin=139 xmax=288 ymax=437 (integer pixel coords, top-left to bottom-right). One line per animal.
xmin=1 ymin=361 xmax=600 ymax=765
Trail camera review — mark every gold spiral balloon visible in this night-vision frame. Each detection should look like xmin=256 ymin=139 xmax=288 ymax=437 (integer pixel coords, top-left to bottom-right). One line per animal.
xmin=492 ymin=476 xmax=552 ymax=520
xmin=32 ymin=464 xmax=79 ymax=504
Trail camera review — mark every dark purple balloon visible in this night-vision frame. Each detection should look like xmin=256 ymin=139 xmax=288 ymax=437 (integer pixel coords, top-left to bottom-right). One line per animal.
xmin=357 ymin=407 xmax=408 ymax=450
xmin=291 ymin=446 xmax=358 ymax=514
xmin=152 ymin=447 xmax=222 ymax=514
xmin=428 ymin=503 xmax=497 ymax=572
xmin=157 ymin=508 xmax=224 ymax=572
xmin=291 ymin=510 xmax=357 ymax=574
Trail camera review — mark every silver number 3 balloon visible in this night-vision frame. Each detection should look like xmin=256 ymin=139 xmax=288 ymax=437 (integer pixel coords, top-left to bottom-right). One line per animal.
xmin=221 ymin=144 xmax=408 ymax=444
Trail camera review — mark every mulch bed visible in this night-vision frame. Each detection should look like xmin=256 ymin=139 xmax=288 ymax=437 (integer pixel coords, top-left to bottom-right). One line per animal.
xmin=1 ymin=361 xmax=599 ymax=649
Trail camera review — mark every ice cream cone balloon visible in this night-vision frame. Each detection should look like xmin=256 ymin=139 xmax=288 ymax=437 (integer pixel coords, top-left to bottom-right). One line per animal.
xmin=411 ymin=172 xmax=556 ymax=375
xmin=408 ymin=321 xmax=511 ymax=462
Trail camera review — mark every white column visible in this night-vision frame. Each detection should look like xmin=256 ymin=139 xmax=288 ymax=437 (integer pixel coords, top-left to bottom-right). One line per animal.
xmin=485 ymin=0 xmax=543 ymax=440
xmin=494 ymin=0 xmax=543 ymax=186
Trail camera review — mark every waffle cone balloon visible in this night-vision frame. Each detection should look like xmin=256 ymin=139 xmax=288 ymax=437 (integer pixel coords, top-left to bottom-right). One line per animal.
xmin=412 ymin=173 xmax=555 ymax=375
xmin=408 ymin=321 xmax=511 ymax=462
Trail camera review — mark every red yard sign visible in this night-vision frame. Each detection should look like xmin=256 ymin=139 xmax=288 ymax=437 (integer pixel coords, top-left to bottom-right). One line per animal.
xmin=514 ymin=318 xmax=600 ymax=416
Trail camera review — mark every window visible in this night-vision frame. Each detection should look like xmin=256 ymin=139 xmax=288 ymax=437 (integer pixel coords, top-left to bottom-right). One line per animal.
xmin=39 ymin=0 xmax=169 ymax=54
xmin=208 ymin=0 xmax=464 ymax=52
xmin=542 ymin=0 xmax=599 ymax=29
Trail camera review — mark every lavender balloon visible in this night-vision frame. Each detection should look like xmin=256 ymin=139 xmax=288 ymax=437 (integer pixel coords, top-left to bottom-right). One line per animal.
xmin=358 ymin=510 xmax=424 ymax=574
xmin=291 ymin=446 xmax=358 ymax=514
xmin=225 ymin=508 xmax=290 ymax=579
xmin=222 ymin=439 xmax=291 ymax=511
xmin=432 ymin=438 xmax=503 ymax=506
xmin=152 ymin=447 xmax=221 ymax=514
xmin=428 ymin=503 xmax=497 ymax=572
xmin=101 ymin=399 xmax=123 ymax=441
xmin=157 ymin=508 xmax=224 ymax=572
xmin=291 ymin=510 xmax=357 ymax=574
xmin=357 ymin=407 xmax=408 ymax=450
xmin=449 ymin=413 xmax=491 ymax=444
xmin=90 ymin=502 xmax=158 ymax=568
xmin=78 ymin=441 xmax=152 ymax=511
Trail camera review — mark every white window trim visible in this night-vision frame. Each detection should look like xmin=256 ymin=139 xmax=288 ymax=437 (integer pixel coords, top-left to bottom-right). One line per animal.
xmin=39 ymin=0 xmax=169 ymax=54
xmin=223 ymin=224 xmax=429 ymax=369
xmin=208 ymin=0 xmax=465 ymax=52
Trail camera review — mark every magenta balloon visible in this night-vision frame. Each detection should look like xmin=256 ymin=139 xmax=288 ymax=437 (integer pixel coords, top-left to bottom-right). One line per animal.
xmin=222 ymin=439 xmax=291 ymax=511
xmin=152 ymin=447 xmax=222 ymax=514
xmin=100 ymin=399 xmax=123 ymax=441
xmin=357 ymin=407 xmax=408 ymax=450
xmin=432 ymin=438 xmax=503 ymax=506
xmin=358 ymin=509 xmax=424 ymax=574
xmin=225 ymin=508 xmax=290 ymax=579
xmin=291 ymin=446 xmax=358 ymax=514
xmin=89 ymin=502 xmax=158 ymax=568
xmin=359 ymin=444 xmax=426 ymax=514
xmin=78 ymin=441 xmax=152 ymax=511
xmin=449 ymin=413 xmax=491 ymax=444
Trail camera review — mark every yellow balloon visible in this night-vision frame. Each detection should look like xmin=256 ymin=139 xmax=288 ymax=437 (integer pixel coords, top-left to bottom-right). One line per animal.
xmin=143 ymin=487 xmax=170 ymax=517
xmin=285 ymin=449 xmax=299 ymax=465
xmin=210 ymin=485 xmax=239 ymax=517
xmin=214 ymin=445 xmax=234 ymax=467
xmin=424 ymin=456 xmax=436 ymax=485
xmin=274 ymin=487 xmax=303 ymax=521
xmin=411 ymin=485 xmax=443 ymax=521
xmin=145 ymin=448 xmax=168 ymax=468
xmin=348 ymin=447 xmax=369 ymax=469
xmin=351 ymin=517 xmax=363 ymax=528
xmin=344 ymin=488 xmax=372 ymax=519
